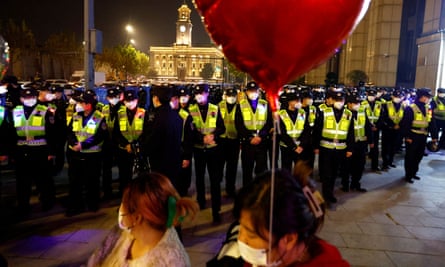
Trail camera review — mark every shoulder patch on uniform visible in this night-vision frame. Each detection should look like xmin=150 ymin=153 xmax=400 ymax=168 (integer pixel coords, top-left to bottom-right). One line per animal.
xmin=101 ymin=121 xmax=108 ymax=130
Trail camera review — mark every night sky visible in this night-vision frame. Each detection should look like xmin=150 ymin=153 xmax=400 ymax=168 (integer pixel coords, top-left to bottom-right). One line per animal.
xmin=1 ymin=0 xmax=212 ymax=51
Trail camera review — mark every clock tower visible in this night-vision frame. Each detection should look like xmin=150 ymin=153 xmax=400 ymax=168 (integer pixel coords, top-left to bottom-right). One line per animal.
xmin=176 ymin=3 xmax=192 ymax=47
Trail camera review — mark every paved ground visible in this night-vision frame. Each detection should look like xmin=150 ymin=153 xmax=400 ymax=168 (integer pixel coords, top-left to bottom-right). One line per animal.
xmin=0 ymin=149 xmax=445 ymax=267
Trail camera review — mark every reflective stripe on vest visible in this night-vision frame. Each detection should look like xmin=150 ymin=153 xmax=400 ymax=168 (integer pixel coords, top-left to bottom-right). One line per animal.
xmin=189 ymin=103 xmax=218 ymax=148
xmin=279 ymin=109 xmax=305 ymax=147
xmin=179 ymin=108 xmax=189 ymax=142
xmin=363 ymin=100 xmax=382 ymax=124
xmin=13 ymin=105 xmax=48 ymax=146
xmin=386 ymin=101 xmax=404 ymax=125
xmin=320 ymin=107 xmax=351 ymax=149
xmin=219 ymin=101 xmax=237 ymax=139
xmin=118 ymin=107 xmax=145 ymax=143
xmin=66 ymin=104 xmax=74 ymax=126
xmin=307 ymin=105 xmax=316 ymax=127
xmin=71 ymin=110 xmax=104 ymax=153
xmin=354 ymin=107 xmax=367 ymax=142
xmin=410 ymin=103 xmax=430 ymax=135
xmin=433 ymin=96 xmax=445 ymax=120
xmin=239 ymin=99 xmax=268 ymax=131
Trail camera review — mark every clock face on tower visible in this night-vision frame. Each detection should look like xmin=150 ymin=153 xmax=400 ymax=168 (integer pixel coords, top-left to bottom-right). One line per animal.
xmin=180 ymin=25 xmax=186 ymax=33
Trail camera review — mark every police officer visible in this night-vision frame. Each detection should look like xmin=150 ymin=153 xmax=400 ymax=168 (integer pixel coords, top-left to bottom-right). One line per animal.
xmin=218 ymin=87 xmax=240 ymax=198
xmin=341 ymin=92 xmax=373 ymax=192
xmin=0 ymin=97 xmax=14 ymax=197
xmin=313 ymin=89 xmax=354 ymax=203
xmin=278 ymin=89 xmax=311 ymax=172
xmin=362 ymin=87 xmax=384 ymax=172
xmin=400 ymin=88 xmax=438 ymax=183
xmin=431 ymin=88 xmax=445 ymax=149
xmin=301 ymin=87 xmax=317 ymax=171
xmin=144 ymin=85 xmax=182 ymax=187
xmin=235 ymin=81 xmax=273 ymax=185
xmin=114 ymin=89 xmax=148 ymax=194
xmin=189 ymin=83 xmax=225 ymax=223
xmin=47 ymin=85 xmax=69 ymax=176
xmin=381 ymin=89 xmax=405 ymax=170
xmin=101 ymin=88 xmax=123 ymax=199
xmin=12 ymin=88 xmax=56 ymax=216
xmin=170 ymin=86 xmax=194 ymax=197
xmin=66 ymin=92 xmax=108 ymax=216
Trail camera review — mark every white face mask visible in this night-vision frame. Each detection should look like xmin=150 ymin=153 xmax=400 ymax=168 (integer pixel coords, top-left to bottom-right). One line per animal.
xmin=23 ymin=98 xmax=37 ymax=107
xmin=118 ymin=213 xmax=134 ymax=232
xmin=334 ymin=101 xmax=344 ymax=110
xmin=108 ymin=98 xmax=120 ymax=105
xmin=294 ymin=102 xmax=302 ymax=110
xmin=226 ymin=96 xmax=237 ymax=104
xmin=247 ymin=92 xmax=259 ymax=101
xmin=125 ymin=100 xmax=138 ymax=110
xmin=438 ymin=93 xmax=445 ymax=98
xmin=75 ymin=103 xmax=84 ymax=113
xmin=237 ymin=240 xmax=282 ymax=267
xmin=392 ymin=97 xmax=402 ymax=104
xmin=179 ymin=96 xmax=189 ymax=104
xmin=195 ymin=94 xmax=207 ymax=104
xmin=69 ymin=98 xmax=77 ymax=105
xmin=367 ymin=96 xmax=376 ymax=102
xmin=376 ymin=92 xmax=383 ymax=98
xmin=45 ymin=93 xmax=56 ymax=101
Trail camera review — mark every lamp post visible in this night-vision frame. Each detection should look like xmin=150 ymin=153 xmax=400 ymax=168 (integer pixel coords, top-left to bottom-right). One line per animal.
xmin=125 ymin=24 xmax=134 ymax=44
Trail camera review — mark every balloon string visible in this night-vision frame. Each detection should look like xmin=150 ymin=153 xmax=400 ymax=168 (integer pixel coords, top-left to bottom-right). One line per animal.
xmin=268 ymin=111 xmax=279 ymax=263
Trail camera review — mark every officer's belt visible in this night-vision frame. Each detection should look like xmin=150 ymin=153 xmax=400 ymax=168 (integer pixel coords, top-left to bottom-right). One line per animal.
xmin=17 ymin=139 xmax=47 ymax=146
xmin=17 ymin=136 xmax=45 ymax=141
xmin=279 ymin=140 xmax=301 ymax=148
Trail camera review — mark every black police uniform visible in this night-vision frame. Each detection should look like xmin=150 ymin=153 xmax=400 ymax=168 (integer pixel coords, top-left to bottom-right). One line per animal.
xmin=50 ymin=86 xmax=69 ymax=175
xmin=313 ymin=90 xmax=355 ymax=203
xmin=218 ymin=88 xmax=241 ymax=197
xmin=113 ymin=90 xmax=148 ymax=194
xmin=380 ymin=91 xmax=405 ymax=169
xmin=400 ymin=89 xmax=438 ymax=183
xmin=189 ymin=84 xmax=225 ymax=222
xmin=0 ymin=105 xmax=14 ymax=198
xmin=66 ymin=93 xmax=108 ymax=215
xmin=341 ymin=93 xmax=373 ymax=192
xmin=12 ymin=88 xmax=57 ymax=216
xmin=430 ymin=88 xmax=445 ymax=149
xmin=235 ymin=82 xmax=273 ymax=186
xmin=278 ymin=92 xmax=311 ymax=172
xmin=143 ymin=85 xmax=183 ymax=188
xmin=363 ymin=88 xmax=384 ymax=171
xmin=172 ymin=87 xmax=194 ymax=197
xmin=101 ymin=88 xmax=123 ymax=198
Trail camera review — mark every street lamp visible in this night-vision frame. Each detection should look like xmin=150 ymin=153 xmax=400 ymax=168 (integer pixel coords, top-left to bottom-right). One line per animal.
xmin=125 ymin=24 xmax=134 ymax=44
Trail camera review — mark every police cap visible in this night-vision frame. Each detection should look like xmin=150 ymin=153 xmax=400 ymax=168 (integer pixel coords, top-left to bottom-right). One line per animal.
xmin=285 ymin=91 xmax=302 ymax=101
xmin=194 ymin=84 xmax=209 ymax=94
xmin=78 ymin=92 xmax=96 ymax=104
xmin=179 ymin=87 xmax=190 ymax=96
xmin=437 ymin=88 xmax=445 ymax=94
xmin=224 ymin=88 xmax=237 ymax=96
xmin=347 ymin=92 xmax=361 ymax=103
xmin=107 ymin=88 xmax=120 ymax=97
xmin=416 ymin=88 xmax=432 ymax=98
xmin=20 ymin=88 xmax=38 ymax=97
xmin=392 ymin=90 xmax=404 ymax=97
xmin=245 ymin=81 xmax=259 ymax=91
xmin=124 ymin=89 xmax=138 ymax=101
xmin=366 ymin=87 xmax=377 ymax=96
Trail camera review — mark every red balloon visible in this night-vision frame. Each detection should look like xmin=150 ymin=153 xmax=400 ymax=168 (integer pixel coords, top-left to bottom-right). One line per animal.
xmin=194 ymin=0 xmax=370 ymax=111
